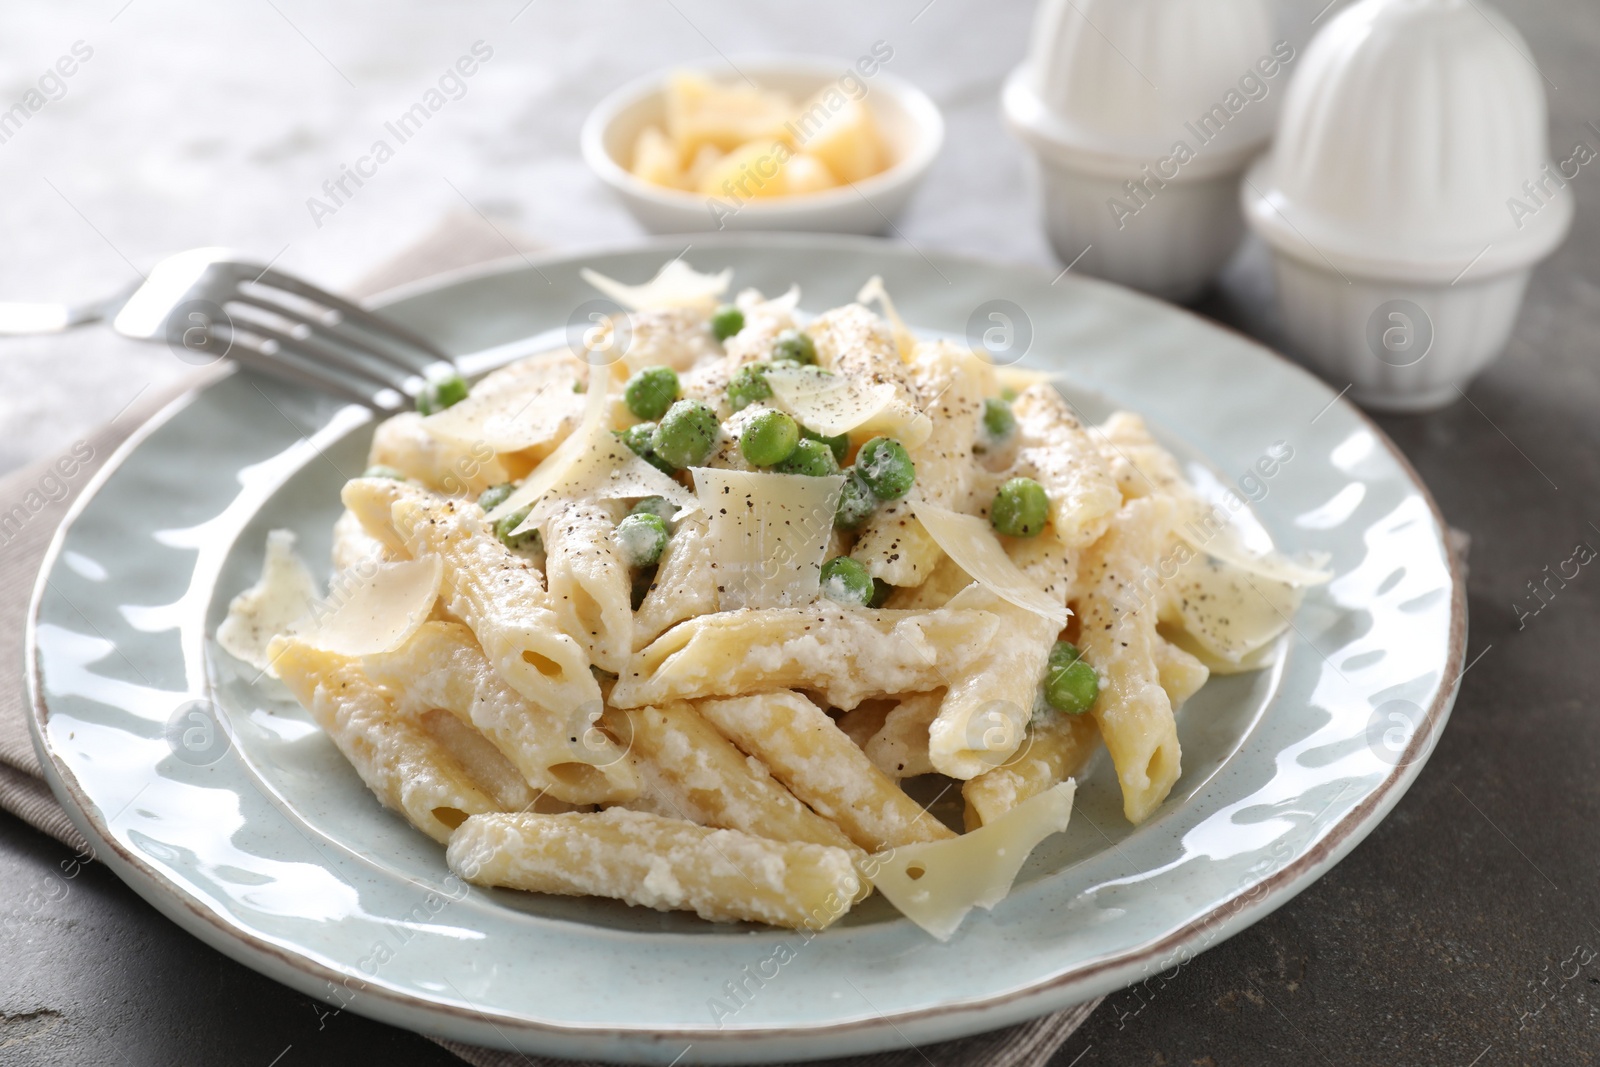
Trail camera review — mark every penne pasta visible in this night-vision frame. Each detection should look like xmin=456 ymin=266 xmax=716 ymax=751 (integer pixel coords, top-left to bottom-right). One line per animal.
xmin=542 ymin=500 xmax=633 ymax=672
xmin=926 ymin=586 xmax=1060 ymax=780
xmin=226 ymin=263 xmax=1321 ymax=934
xmin=1011 ymin=385 xmax=1122 ymax=548
xmin=611 ymin=602 xmax=999 ymax=710
xmin=864 ymin=691 xmax=943 ymax=779
xmin=1078 ymin=495 xmax=1183 ymax=824
xmin=605 ymin=701 xmax=858 ymax=852
xmin=447 ymin=810 xmax=862 ymax=929
xmin=695 ymin=690 xmax=955 ymax=850
xmin=851 ymin=342 xmax=988 ymax=586
xmin=1155 ymin=637 xmax=1211 ymax=709
xmin=342 ymin=478 xmax=602 ymax=721
xmin=961 ymin=711 xmax=1100 ymax=831
xmin=368 ymin=411 xmax=509 ymax=497
xmin=360 ymin=621 xmax=638 ymax=805
xmin=269 ymin=637 xmax=499 ymax=843
xmin=631 ymin=512 xmax=718 ymax=649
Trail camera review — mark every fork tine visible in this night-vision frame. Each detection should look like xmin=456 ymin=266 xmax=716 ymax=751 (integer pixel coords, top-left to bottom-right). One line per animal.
xmin=226 ymin=291 xmax=435 ymax=378
xmin=212 ymin=321 xmax=407 ymax=410
xmin=248 ymin=266 xmax=450 ymax=363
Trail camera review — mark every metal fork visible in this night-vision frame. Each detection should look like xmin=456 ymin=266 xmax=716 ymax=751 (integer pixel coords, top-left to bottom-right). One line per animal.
xmin=0 ymin=247 xmax=452 ymax=409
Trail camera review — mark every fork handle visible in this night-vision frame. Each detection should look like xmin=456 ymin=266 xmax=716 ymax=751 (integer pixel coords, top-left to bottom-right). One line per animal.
xmin=0 ymin=285 xmax=138 ymax=336
xmin=0 ymin=302 xmax=99 ymax=335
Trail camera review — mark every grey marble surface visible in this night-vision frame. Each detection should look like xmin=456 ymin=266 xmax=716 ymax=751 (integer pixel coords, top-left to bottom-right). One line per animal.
xmin=4 ymin=0 xmax=1600 ymax=1064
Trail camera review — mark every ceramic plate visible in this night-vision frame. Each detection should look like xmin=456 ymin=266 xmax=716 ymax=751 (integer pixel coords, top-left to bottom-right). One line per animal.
xmin=27 ymin=235 xmax=1465 ymax=1064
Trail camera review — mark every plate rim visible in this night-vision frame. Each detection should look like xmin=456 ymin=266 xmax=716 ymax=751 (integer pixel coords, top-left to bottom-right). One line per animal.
xmin=24 ymin=232 xmax=1468 ymax=1056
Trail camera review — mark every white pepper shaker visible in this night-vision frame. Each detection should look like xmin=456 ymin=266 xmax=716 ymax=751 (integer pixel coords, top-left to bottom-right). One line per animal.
xmin=1003 ymin=0 xmax=1288 ymax=302
xmin=1242 ymin=0 xmax=1573 ymax=411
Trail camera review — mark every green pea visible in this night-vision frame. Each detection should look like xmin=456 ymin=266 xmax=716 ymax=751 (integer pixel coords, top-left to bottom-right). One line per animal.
xmin=856 ymin=437 xmax=915 ymax=500
xmin=1044 ymin=642 xmax=1098 ymax=715
xmin=725 ymin=361 xmax=773 ymax=412
xmin=416 ymin=370 xmax=469 ymax=415
xmin=820 ymin=556 xmax=874 ymax=606
xmin=477 ymin=482 xmax=515 ymax=511
xmin=360 ymin=465 xmax=406 ymax=481
xmin=651 ymin=399 xmax=721 ymax=469
xmin=615 ymin=512 xmax=670 ymax=568
xmin=629 ymin=496 xmax=674 ymax=523
xmin=624 ymin=366 xmax=680 ymax=421
xmin=990 ymin=476 xmax=1049 ymax=537
xmin=740 ymin=410 xmax=800 ymax=467
xmin=775 ymin=438 xmax=840 ymax=477
xmin=711 ymin=304 xmax=745 ymax=341
xmin=493 ymin=505 xmax=541 ymax=552
xmin=612 ymin=423 xmax=673 ymax=475
xmin=870 ymin=578 xmax=894 ymax=608
xmin=834 ymin=469 xmax=877 ymax=529
xmin=771 ymin=328 xmax=817 ymax=365
xmin=982 ymin=397 xmax=1017 ymax=443
xmin=999 ymin=385 xmax=1018 ymax=402
xmin=572 ymin=379 xmax=586 ymax=393
xmin=801 ymin=426 xmax=849 ymax=463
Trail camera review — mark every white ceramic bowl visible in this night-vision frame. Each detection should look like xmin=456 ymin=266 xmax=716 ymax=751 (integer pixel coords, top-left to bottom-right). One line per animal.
xmin=581 ymin=56 xmax=943 ymax=236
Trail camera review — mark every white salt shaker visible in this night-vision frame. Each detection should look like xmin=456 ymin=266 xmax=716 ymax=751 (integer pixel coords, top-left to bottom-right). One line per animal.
xmin=1243 ymin=0 xmax=1572 ymax=412
xmin=1003 ymin=0 xmax=1287 ymax=302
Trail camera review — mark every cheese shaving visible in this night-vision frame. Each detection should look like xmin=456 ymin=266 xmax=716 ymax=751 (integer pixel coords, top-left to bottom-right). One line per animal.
xmin=487 ymin=362 xmax=610 ymax=525
xmin=855 ymin=275 xmax=916 ymax=362
xmin=868 ymin=780 xmax=1076 ymax=940
xmin=296 ymin=556 xmax=443 ymax=659
xmin=764 ymin=365 xmax=932 ymax=447
xmin=421 ymin=363 xmax=583 ymax=452
xmin=691 ymin=467 xmax=845 ymax=609
xmin=511 ymin=433 xmax=699 ymax=536
xmin=1165 ymin=552 xmax=1304 ymax=664
xmin=1176 ymin=519 xmax=1333 ymax=587
xmin=581 ymin=260 xmax=732 ymax=312
xmin=217 ymin=529 xmax=319 ymax=671
xmin=911 ymin=502 xmax=1069 ymax=627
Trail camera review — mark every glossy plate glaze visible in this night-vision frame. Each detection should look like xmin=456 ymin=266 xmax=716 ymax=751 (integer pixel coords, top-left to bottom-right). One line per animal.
xmin=27 ymin=235 xmax=1464 ymax=1064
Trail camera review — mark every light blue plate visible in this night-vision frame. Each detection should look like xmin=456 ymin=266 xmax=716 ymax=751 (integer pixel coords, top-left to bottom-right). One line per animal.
xmin=26 ymin=235 xmax=1465 ymax=1064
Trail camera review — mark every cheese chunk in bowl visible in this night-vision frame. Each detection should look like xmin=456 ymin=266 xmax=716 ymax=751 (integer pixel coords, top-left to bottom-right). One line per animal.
xmin=582 ymin=55 xmax=943 ymax=234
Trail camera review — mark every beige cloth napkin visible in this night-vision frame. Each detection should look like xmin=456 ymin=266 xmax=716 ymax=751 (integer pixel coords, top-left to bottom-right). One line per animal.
xmin=0 ymin=213 xmax=1100 ymax=1067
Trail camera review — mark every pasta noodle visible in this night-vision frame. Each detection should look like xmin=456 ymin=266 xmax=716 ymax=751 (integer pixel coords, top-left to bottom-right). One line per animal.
xmin=694 ymin=690 xmax=955 ymax=850
xmin=223 ymin=262 xmax=1322 ymax=934
xmin=448 ymin=810 xmax=861 ymax=929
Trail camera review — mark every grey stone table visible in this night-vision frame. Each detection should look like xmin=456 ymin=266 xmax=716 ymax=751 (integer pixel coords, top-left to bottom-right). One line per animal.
xmin=2 ymin=0 xmax=1597 ymax=1063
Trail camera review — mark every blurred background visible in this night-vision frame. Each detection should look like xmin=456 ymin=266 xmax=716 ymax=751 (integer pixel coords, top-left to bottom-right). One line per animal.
xmin=0 ymin=0 xmax=1411 ymax=474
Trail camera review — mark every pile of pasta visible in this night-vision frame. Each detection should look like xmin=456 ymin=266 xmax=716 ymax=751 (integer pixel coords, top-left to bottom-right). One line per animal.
xmin=221 ymin=262 xmax=1327 ymax=937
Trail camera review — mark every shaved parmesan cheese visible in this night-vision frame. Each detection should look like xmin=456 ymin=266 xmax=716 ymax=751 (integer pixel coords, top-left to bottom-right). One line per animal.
xmin=1165 ymin=551 xmax=1304 ymax=664
xmin=912 ymin=502 xmax=1069 ymax=627
xmin=692 ymin=467 xmax=845 ymax=609
xmin=217 ymin=530 xmax=319 ymax=671
xmin=422 ymin=363 xmax=583 ymax=452
xmin=868 ymin=780 xmax=1075 ymax=940
xmin=510 ymin=433 xmax=699 ymax=536
xmin=764 ymin=365 xmax=933 ymax=447
xmin=763 ymin=284 xmax=801 ymax=314
xmin=855 ymin=275 xmax=915 ymax=361
xmin=487 ymin=362 xmax=610 ymax=524
xmin=581 ymin=260 xmax=732 ymax=312
xmin=297 ymin=556 xmax=443 ymax=659
xmin=1175 ymin=519 xmax=1333 ymax=587
xmin=1160 ymin=623 xmax=1280 ymax=676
